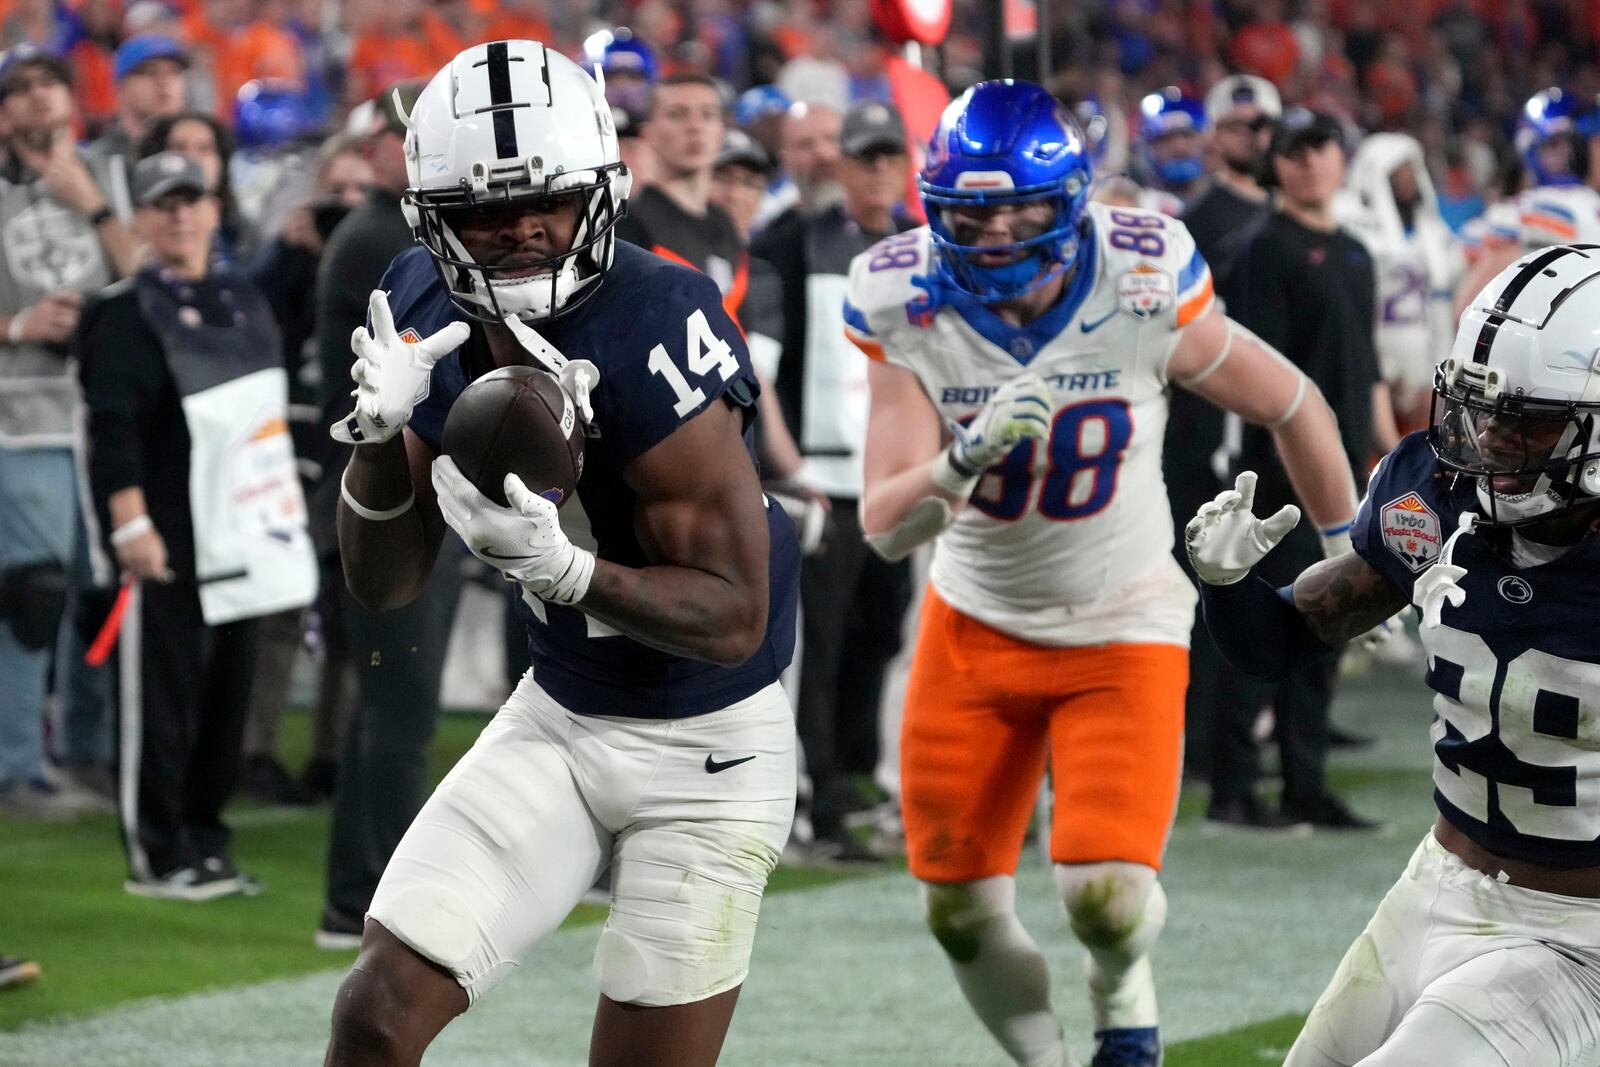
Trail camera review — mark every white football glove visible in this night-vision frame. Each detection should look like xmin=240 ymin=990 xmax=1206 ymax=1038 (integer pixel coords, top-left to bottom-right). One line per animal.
xmin=946 ymin=371 xmax=1052 ymax=476
xmin=1185 ymin=470 xmax=1302 ymax=585
xmin=331 ymin=290 xmax=470 ymax=446
xmin=431 ymin=456 xmax=595 ymax=605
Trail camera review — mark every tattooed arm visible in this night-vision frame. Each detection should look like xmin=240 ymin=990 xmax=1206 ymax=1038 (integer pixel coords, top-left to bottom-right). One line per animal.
xmin=1291 ymin=553 xmax=1411 ymax=647
xmin=1198 ymin=552 xmax=1409 ymax=682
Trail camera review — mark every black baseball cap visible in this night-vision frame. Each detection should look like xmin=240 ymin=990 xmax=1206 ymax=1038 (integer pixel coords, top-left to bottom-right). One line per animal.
xmin=0 ymin=44 xmax=71 ymax=100
xmin=131 ymin=151 xmax=209 ymax=205
xmin=1269 ymin=108 xmax=1345 ymax=158
xmin=370 ymin=79 xmax=426 ymax=136
xmin=841 ymin=101 xmax=907 ymax=158
xmin=714 ymin=129 xmax=772 ymax=173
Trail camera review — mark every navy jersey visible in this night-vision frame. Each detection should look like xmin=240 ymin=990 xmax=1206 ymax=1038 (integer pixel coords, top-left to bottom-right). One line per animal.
xmin=394 ymin=242 xmax=799 ymax=718
xmin=1354 ymin=432 xmax=1600 ymax=867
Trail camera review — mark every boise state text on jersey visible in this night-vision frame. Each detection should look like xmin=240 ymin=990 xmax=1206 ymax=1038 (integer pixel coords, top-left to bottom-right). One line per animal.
xmin=840 ymin=202 xmax=1213 ymax=649
xmin=1355 ymin=432 xmax=1600 ymax=867
xmin=395 ymin=241 xmax=800 ymax=718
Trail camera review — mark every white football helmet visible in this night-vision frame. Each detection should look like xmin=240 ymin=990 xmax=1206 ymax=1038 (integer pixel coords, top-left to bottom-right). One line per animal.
xmin=402 ymin=40 xmax=632 ymax=322
xmin=1432 ymin=244 xmax=1600 ymax=525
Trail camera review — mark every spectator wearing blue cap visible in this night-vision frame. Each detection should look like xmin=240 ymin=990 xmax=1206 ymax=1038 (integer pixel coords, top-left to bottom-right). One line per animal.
xmin=85 ymin=34 xmax=190 ymax=197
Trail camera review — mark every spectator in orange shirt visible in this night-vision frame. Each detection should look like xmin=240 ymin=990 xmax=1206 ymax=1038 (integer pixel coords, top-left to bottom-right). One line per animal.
xmin=345 ymin=0 xmax=449 ymax=106
xmin=481 ymin=0 xmax=551 ymax=51
xmin=1230 ymin=0 xmax=1301 ymax=87
xmin=188 ymin=0 xmax=303 ymax=119
xmin=68 ymin=0 xmax=121 ymax=132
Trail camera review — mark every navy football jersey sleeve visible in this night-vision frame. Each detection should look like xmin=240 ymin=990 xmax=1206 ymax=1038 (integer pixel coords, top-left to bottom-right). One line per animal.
xmin=588 ymin=265 xmax=757 ymax=466
xmin=1353 ymin=431 xmax=1459 ymax=597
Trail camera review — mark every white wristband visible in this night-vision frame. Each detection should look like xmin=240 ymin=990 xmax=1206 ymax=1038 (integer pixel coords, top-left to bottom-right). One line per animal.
xmin=1319 ymin=523 xmax=1353 ymax=560
xmin=930 ymin=448 xmax=979 ymax=499
xmin=110 ymin=513 xmax=153 ymax=547
xmin=7 ymin=310 xmax=27 ymax=344
xmin=340 ymin=468 xmax=415 ymax=521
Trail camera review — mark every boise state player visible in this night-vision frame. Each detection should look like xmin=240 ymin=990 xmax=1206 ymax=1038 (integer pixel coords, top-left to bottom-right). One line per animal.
xmin=848 ymin=82 xmax=1360 ymax=1067
xmin=1189 ymin=245 xmax=1600 ymax=1065
xmin=321 ymin=41 xmax=799 ymax=1067
xmin=1455 ymin=88 xmax=1600 ymax=319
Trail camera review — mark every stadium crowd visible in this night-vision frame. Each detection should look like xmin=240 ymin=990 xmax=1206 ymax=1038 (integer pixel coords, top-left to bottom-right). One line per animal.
xmin=3 ymin=0 xmax=1600 ymax=982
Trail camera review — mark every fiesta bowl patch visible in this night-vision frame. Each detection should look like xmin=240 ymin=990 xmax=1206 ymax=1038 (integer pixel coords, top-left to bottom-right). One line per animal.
xmin=1381 ymin=492 xmax=1442 ymax=572
xmin=1117 ymin=263 xmax=1174 ymax=318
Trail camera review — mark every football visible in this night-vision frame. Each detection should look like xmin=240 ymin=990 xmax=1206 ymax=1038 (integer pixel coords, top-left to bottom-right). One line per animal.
xmin=441 ymin=365 xmax=585 ymax=509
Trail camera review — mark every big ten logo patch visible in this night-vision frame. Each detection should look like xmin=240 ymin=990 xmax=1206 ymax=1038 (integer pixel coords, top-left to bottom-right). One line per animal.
xmin=1381 ymin=492 xmax=1442 ymax=572
xmin=1117 ymin=263 xmax=1173 ymax=319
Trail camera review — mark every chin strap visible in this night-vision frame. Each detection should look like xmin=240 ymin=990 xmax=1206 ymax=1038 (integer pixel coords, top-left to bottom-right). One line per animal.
xmin=1413 ymin=512 xmax=1477 ymax=629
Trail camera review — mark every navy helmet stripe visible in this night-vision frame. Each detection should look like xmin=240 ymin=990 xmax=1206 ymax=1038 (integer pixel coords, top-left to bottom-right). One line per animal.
xmin=1474 ymin=245 xmax=1584 ymax=364
xmin=485 ymin=41 xmax=519 ymax=160
xmin=1493 ymin=245 xmax=1580 ymax=315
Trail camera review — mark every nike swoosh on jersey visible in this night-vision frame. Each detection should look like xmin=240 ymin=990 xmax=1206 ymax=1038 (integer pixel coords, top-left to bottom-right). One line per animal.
xmin=704 ymin=754 xmax=757 ymax=774
xmin=1079 ymin=310 xmax=1117 ymax=333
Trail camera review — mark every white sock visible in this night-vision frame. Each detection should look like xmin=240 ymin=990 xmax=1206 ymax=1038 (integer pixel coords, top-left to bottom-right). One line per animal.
xmin=1055 ymin=862 xmax=1166 ymax=1032
xmin=924 ymin=876 xmax=1073 ymax=1067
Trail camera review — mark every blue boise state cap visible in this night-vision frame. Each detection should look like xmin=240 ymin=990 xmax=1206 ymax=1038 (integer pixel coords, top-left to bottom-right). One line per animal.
xmin=114 ymin=35 xmax=190 ymax=82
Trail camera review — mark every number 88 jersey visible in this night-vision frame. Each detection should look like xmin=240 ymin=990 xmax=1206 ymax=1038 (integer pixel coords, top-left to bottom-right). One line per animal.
xmin=844 ymin=201 xmax=1216 ymax=647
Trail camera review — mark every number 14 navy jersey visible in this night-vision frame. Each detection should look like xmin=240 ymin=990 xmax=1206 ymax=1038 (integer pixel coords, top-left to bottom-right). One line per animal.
xmin=395 ymin=241 xmax=800 ymax=719
xmin=1355 ymin=432 xmax=1600 ymax=868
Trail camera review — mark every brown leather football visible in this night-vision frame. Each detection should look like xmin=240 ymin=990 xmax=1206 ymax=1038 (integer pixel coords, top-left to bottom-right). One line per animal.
xmin=441 ymin=366 xmax=585 ymax=509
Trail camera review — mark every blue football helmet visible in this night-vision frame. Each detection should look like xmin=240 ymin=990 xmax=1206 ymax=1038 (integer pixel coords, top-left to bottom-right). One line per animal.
xmin=234 ymin=80 xmax=315 ymax=150
xmin=1138 ymin=86 xmax=1206 ymax=188
xmin=1518 ymin=87 xmax=1585 ymax=187
xmin=582 ymin=28 xmax=659 ymax=85
xmin=919 ymin=80 xmax=1092 ymax=305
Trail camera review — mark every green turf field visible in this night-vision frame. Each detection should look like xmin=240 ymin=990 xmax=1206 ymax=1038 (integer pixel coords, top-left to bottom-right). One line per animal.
xmin=0 ymin=659 xmax=1439 ymax=1066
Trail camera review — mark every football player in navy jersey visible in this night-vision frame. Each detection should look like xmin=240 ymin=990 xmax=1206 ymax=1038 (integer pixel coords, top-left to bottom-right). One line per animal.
xmin=320 ymin=41 xmax=800 ymax=1067
xmin=1188 ymin=244 xmax=1600 ymax=1065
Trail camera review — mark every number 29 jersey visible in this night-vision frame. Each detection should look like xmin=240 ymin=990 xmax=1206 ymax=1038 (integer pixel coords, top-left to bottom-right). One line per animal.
xmin=1355 ymin=433 xmax=1600 ymax=868
xmin=843 ymin=202 xmax=1216 ymax=648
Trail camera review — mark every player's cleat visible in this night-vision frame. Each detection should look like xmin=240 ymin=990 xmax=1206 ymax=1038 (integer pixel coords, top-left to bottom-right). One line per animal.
xmin=1090 ymin=1026 xmax=1161 ymax=1067
xmin=1202 ymin=794 xmax=1312 ymax=837
xmin=0 ymin=955 xmax=40 ymax=991
xmin=314 ymin=907 xmax=365 ymax=950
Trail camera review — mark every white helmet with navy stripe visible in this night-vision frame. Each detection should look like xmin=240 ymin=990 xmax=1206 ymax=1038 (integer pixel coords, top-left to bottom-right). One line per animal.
xmin=403 ymin=40 xmax=632 ymax=322
xmin=1432 ymin=243 xmax=1600 ymax=525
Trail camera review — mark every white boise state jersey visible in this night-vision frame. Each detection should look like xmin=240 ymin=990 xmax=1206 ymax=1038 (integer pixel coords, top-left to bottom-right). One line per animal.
xmin=1516 ymin=184 xmax=1600 ymax=248
xmin=844 ymin=201 xmax=1214 ymax=647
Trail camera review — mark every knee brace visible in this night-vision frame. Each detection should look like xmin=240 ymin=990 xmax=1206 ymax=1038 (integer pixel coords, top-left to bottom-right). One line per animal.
xmin=922 ymin=875 xmax=1016 ymax=964
xmin=1054 ymin=861 xmax=1166 ymax=959
xmin=0 ymin=562 xmax=68 ymax=650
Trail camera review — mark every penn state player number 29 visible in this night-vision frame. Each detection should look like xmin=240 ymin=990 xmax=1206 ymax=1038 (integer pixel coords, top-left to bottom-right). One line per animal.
xmin=647 ymin=308 xmax=739 ymax=417
xmin=1428 ymin=621 xmax=1600 ymax=840
xmin=969 ymin=398 xmax=1134 ymax=522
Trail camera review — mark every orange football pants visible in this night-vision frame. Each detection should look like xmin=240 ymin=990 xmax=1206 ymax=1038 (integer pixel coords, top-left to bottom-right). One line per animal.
xmin=901 ymin=587 xmax=1188 ymax=884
